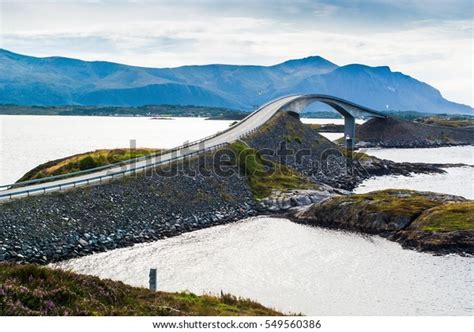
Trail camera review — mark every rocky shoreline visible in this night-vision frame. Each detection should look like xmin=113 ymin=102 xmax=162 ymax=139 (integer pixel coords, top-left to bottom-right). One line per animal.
xmin=357 ymin=140 xmax=472 ymax=149
xmin=286 ymin=190 xmax=473 ymax=256
xmin=256 ymin=187 xmax=344 ymax=213
xmin=0 ymin=187 xmax=343 ymax=265
xmin=0 ymin=205 xmax=257 ymax=265
xmin=0 ymin=151 xmax=260 ymax=264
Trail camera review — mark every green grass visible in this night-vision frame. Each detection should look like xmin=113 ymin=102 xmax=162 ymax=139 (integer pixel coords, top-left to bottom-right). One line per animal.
xmin=0 ymin=264 xmax=282 ymax=316
xmin=413 ymin=202 xmax=474 ymax=232
xmin=334 ymin=190 xmax=442 ymax=217
xmin=416 ymin=117 xmax=474 ymax=128
xmin=316 ymin=190 xmax=473 ymax=233
xmin=17 ymin=148 xmax=160 ymax=182
xmin=229 ymin=141 xmax=315 ymax=199
xmin=341 ymin=150 xmax=374 ymax=161
xmin=282 ymin=135 xmax=302 ymax=144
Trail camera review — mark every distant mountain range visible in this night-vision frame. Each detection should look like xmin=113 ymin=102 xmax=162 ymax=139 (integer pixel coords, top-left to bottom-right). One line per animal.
xmin=0 ymin=49 xmax=471 ymax=114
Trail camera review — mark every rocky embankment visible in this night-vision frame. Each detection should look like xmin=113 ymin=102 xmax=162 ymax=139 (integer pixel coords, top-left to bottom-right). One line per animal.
xmin=0 ymin=153 xmax=257 ymax=264
xmin=257 ymin=186 xmax=345 ymax=213
xmin=355 ymin=116 xmax=474 ymax=148
xmin=245 ymin=112 xmax=447 ymax=190
xmin=289 ymin=189 xmax=473 ymax=255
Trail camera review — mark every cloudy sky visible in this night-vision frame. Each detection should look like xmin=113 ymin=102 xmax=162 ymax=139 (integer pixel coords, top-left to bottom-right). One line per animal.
xmin=1 ymin=0 xmax=472 ymax=106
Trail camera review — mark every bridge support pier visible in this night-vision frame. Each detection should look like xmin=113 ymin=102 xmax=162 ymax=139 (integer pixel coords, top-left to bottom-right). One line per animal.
xmin=343 ymin=115 xmax=355 ymax=154
xmin=343 ymin=115 xmax=355 ymax=175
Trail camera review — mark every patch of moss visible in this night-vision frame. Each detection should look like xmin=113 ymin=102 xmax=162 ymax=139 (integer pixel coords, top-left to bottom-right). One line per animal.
xmin=0 ymin=264 xmax=282 ymax=316
xmin=229 ymin=141 xmax=315 ymax=199
xmin=341 ymin=150 xmax=373 ymax=161
xmin=18 ymin=148 xmax=160 ymax=182
xmin=338 ymin=190 xmax=442 ymax=217
xmin=413 ymin=202 xmax=474 ymax=232
xmin=282 ymin=135 xmax=292 ymax=143
xmin=193 ymin=190 xmax=212 ymax=203
xmin=440 ymin=131 xmax=455 ymax=143
xmin=282 ymin=135 xmax=302 ymax=144
xmin=416 ymin=117 xmax=474 ymax=128
xmin=334 ymin=136 xmax=344 ymax=145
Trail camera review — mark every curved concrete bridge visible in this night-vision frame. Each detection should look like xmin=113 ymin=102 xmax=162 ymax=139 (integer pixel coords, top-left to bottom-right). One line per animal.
xmin=0 ymin=94 xmax=385 ymax=201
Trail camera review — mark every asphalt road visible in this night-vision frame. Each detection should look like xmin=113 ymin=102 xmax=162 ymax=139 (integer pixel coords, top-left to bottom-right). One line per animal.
xmin=0 ymin=95 xmax=301 ymax=200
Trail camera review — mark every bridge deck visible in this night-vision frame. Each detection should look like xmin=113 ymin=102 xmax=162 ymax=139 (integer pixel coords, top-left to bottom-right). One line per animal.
xmin=0 ymin=94 xmax=384 ymax=201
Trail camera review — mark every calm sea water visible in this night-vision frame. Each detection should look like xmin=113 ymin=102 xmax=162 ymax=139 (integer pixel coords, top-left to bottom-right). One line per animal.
xmin=362 ymin=146 xmax=474 ymax=165
xmin=54 ymin=217 xmax=473 ymax=315
xmin=300 ymin=118 xmax=361 ymax=141
xmin=0 ymin=115 xmax=233 ymax=185
xmin=357 ymin=146 xmax=474 ymax=199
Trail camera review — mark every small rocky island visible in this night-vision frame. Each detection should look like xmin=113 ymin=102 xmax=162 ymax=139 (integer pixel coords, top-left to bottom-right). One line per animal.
xmin=355 ymin=116 xmax=474 ymax=148
xmin=0 ymin=112 xmax=472 ymax=264
xmin=289 ymin=190 xmax=473 ymax=255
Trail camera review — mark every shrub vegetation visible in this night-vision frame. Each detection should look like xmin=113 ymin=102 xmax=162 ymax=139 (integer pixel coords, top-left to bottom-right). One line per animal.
xmin=0 ymin=264 xmax=282 ymax=316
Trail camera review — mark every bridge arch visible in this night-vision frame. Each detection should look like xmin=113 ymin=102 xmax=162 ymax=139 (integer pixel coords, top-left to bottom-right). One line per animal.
xmin=277 ymin=94 xmax=386 ymax=151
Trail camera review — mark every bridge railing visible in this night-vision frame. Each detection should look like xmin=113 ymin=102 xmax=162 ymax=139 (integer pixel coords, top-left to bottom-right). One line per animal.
xmin=0 ymin=94 xmax=296 ymax=200
xmin=0 ymin=102 xmax=268 ymax=190
xmin=0 ymin=123 xmax=265 ymax=201
xmin=0 ymin=130 xmax=231 ymax=190
xmin=0 ymin=143 xmax=228 ymax=200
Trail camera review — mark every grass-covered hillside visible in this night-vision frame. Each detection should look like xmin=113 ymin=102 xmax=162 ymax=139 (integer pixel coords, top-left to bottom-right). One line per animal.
xmin=301 ymin=189 xmax=472 ymax=232
xmin=17 ymin=148 xmax=160 ymax=182
xmin=415 ymin=117 xmax=474 ymax=128
xmin=229 ymin=141 xmax=316 ymax=199
xmin=0 ymin=264 xmax=282 ymax=316
xmin=409 ymin=201 xmax=474 ymax=232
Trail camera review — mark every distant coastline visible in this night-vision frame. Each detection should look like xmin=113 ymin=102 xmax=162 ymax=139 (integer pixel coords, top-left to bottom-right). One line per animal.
xmin=0 ymin=104 xmax=248 ymax=120
xmin=1 ymin=104 xmax=473 ymax=120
